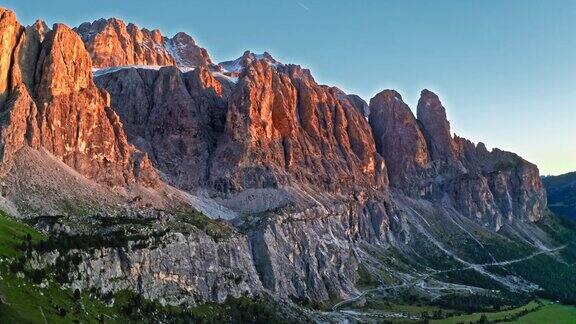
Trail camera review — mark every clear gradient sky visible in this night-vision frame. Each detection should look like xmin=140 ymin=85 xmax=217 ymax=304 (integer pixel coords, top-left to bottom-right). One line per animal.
xmin=3 ymin=0 xmax=575 ymax=175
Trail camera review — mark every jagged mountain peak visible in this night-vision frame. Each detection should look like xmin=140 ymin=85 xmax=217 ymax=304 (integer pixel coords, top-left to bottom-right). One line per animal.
xmin=74 ymin=17 xmax=174 ymax=68
xmin=0 ymin=6 xmax=14 ymax=19
xmin=218 ymin=50 xmax=281 ymax=74
xmin=372 ymin=89 xmax=404 ymax=102
xmin=417 ymin=88 xmax=459 ymax=164
xmin=346 ymin=93 xmax=370 ymax=117
xmin=30 ymin=19 xmax=49 ymax=37
xmin=171 ymin=31 xmax=197 ymax=45
xmin=36 ymin=23 xmax=94 ymax=96
xmin=76 ymin=17 xmax=161 ymax=40
xmin=164 ymin=31 xmax=215 ymax=69
xmin=419 ymin=88 xmax=440 ymax=101
xmin=369 ymin=89 xmax=430 ymax=190
xmin=241 ymin=50 xmax=277 ymax=62
xmin=75 ymin=17 xmax=213 ymax=69
xmin=417 ymin=89 xmax=448 ymax=121
xmin=75 ymin=17 xmax=125 ymax=41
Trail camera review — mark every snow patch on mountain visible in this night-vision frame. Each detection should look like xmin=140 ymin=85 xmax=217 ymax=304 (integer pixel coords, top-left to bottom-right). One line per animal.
xmin=212 ymin=72 xmax=239 ymax=84
xmin=219 ymin=51 xmax=281 ymax=73
xmin=164 ymin=39 xmax=186 ymax=67
xmin=219 ymin=58 xmax=244 ymax=73
xmin=92 ymin=65 xmax=195 ymax=77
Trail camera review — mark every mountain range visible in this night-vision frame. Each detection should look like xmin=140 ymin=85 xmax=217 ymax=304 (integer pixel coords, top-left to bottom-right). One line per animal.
xmin=0 ymin=7 xmax=574 ymax=323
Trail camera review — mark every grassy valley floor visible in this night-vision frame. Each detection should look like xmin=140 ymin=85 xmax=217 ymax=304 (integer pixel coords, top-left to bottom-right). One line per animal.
xmin=335 ymin=298 xmax=576 ymax=323
xmin=432 ymin=300 xmax=576 ymax=323
xmin=515 ymin=300 xmax=576 ymax=323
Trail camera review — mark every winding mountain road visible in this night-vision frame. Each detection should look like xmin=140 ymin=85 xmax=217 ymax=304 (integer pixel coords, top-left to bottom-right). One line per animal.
xmin=331 ymin=243 xmax=566 ymax=312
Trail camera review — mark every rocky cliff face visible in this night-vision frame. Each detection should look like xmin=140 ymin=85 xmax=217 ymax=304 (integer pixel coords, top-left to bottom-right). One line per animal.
xmin=453 ymin=137 xmax=547 ymax=224
xmin=0 ymin=10 xmax=157 ymax=187
xmin=0 ymin=8 xmax=18 ymax=106
xmin=96 ymin=53 xmax=388 ymax=195
xmin=367 ymin=88 xmax=546 ymax=229
xmin=94 ymin=66 xmax=227 ymax=190
xmin=65 ymin=230 xmax=263 ymax=306
xmin=75 ymin=18 xmax=175 ymax=68
xmin=0 ymin=10 xmax=545 ymax=208
xmin=369 ymin=90 xmax=430 ymax=191
xmin=93 ymin=45 xmax=546 ymax=226
xmin=211 ymin=58 xmax=388 ymax=193
xmin=246 ymin=195 xmax=395 ymax=302
xmin=94 ymin=50 xmax=546 ymax=229
xmin=75 ymin=18 xmax=213 ymax=69
xmin=417 ymin=89 xmax=461 ymax=167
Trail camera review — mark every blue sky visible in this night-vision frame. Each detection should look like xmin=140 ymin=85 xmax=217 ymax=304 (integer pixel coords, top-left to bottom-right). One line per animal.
xmin=4 ymin=0 xmax=575 ymax=175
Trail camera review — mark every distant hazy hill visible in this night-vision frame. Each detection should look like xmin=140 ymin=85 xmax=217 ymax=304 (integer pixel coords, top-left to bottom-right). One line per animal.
xmin=543 ymin=171 xmax=576 ymax=219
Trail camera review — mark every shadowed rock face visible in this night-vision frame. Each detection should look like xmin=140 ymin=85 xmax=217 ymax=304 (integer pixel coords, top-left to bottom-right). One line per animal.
xmin=417 ymin=89 xmax=460 ymax=166
xmin=75 ymin=18 xmax=213 ymax=69
xmin=365 ymin=88 xmax=546 ymax=228
xmin=369 ymin=90 xmax=430 ymax=190
xmin=0 ymin=11 xmax=158 ymax=187
xmin=347 ymin=94 xmax=370 ymax=117
xmin=453 ymin=137 xmax=547 ymax=224
xmin=95 ymin=66 xmax=227 ymax=190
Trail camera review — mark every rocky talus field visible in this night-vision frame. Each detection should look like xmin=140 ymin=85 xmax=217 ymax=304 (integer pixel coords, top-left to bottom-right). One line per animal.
xmin=0 ymin=7 xmax=575 ymax=323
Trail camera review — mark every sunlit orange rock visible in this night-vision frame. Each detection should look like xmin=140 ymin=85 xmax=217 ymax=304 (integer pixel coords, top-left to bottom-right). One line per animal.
xmin=75 ymin=18 xmax=214 ymax=69
xmin=211 ymin=55 xmax=388 ymax=192
xmin=0 ymin=10 xmax=158 ymax=187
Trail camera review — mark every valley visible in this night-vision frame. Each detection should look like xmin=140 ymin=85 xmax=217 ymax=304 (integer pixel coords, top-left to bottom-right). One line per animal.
xmin=1 ymin=209 xmax=575 ymax=323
